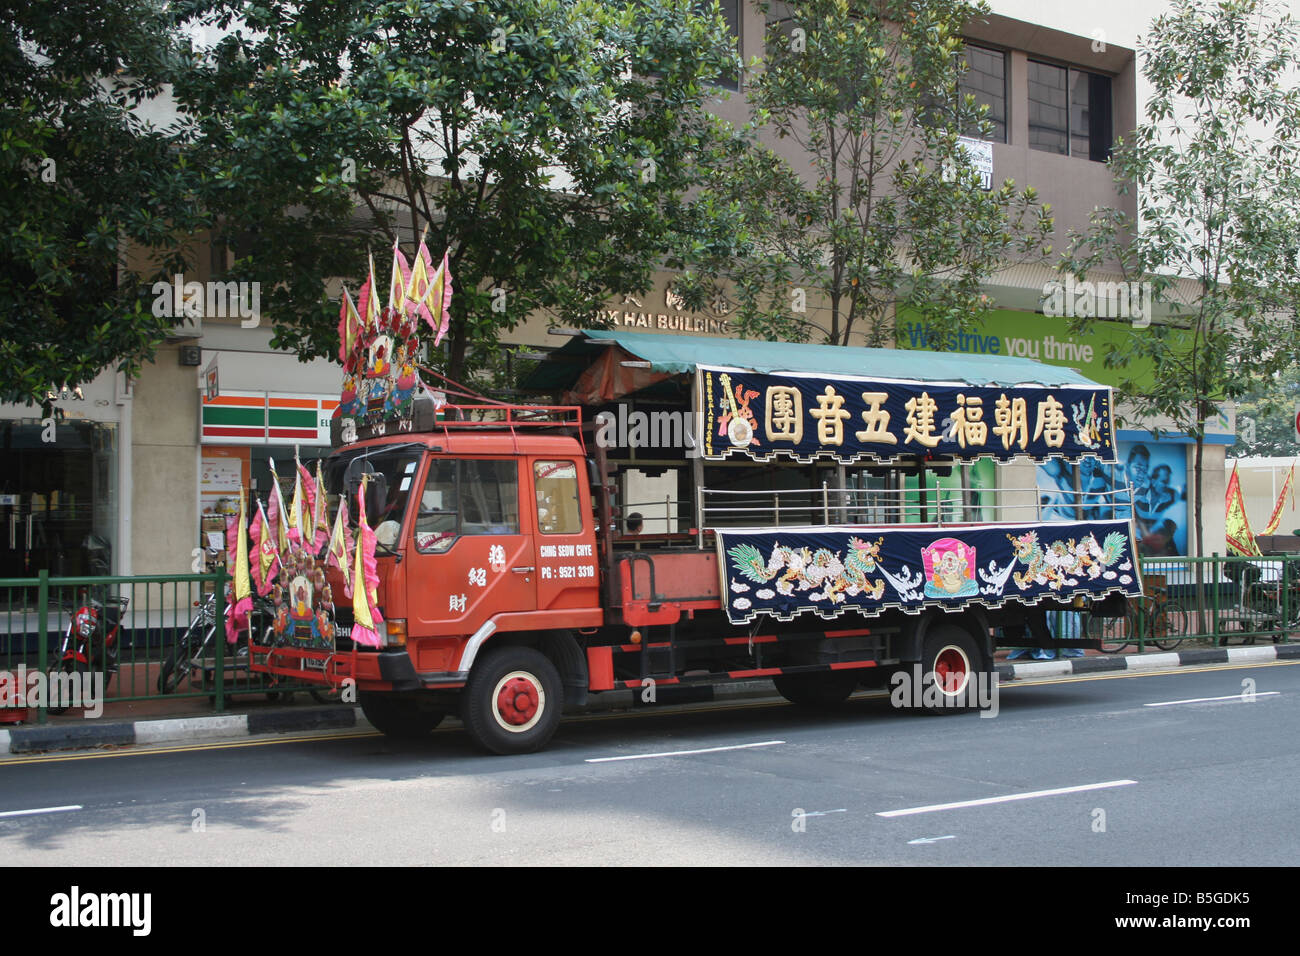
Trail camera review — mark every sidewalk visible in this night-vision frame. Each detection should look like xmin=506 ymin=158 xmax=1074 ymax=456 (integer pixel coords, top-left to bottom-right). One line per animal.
xmin=2 ymin=641 xmax=1296 ymax=756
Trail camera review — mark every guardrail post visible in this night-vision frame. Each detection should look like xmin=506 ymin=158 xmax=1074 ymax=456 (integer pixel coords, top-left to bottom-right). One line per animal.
xmin=822 ymin=481 xmax=830 ymax=525
xmin=36 ymin=569 xmax=48 ymax=725
xmin=1210 ymin=553 xmax=1221 ymax=648
xmin=213 ymin=568 xmax=226 ymax=713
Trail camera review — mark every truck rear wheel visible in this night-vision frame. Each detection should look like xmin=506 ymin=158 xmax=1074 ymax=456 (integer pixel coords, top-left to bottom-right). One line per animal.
xmin=915 ymin=625 xmax=987 ymax=715
xmin=359 ymin=692 xmax=445 ymax=739
xmin=773 ymin=671 xmax=859 ymax=708
xmin=462 ymin=646 xmax=563 ymax=755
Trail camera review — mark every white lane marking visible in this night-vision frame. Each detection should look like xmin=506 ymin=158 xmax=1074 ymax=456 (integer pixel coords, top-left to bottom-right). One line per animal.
xmin=908 ymin=835 xmax=956 ymax=845
xmin=1145 ymin=692 xmax=1280 ymax=707
xmin=877 ymin=780 xmax=1137 ymax=817
xmin=802 ymin=809 xmax=847 ymax=818
xmin=0 ymin=804 xmax=82 ymax=819
xmin=586 ymin=740 xmax=785 ymax=763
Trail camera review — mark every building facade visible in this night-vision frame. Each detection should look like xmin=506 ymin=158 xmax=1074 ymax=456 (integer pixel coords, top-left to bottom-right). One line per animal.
xmin=0 ymin=2 xmax=1232 ymax=577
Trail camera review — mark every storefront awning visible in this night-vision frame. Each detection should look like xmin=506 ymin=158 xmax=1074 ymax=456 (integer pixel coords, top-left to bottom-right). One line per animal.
xmin=526 ymin=329 xmax=1107 ymax=397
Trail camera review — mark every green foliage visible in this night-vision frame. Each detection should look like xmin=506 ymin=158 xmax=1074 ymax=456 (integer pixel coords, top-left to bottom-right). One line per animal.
xmin=676 ymin=0 xmax=1053 ymax=347
xmin=0 ymin=0 xmax=206 ymax=404
xmin=1231 ymin=369 xmax=1300 ymax=458
xmin=1060 ymin=0 xmax=1300 ymax=554
xmin=175 ymin=0 xmax=744 ymax=381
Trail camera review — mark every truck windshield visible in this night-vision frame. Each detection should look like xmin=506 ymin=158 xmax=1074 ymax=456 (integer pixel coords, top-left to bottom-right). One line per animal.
xmin=324 ymin=445 xmax=424 ymax=544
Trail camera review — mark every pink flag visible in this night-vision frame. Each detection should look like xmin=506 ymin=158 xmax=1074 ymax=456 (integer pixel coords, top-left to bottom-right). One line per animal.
xmin=351 ymin=477 xmax=384 ymax=647
xmin=325 ymin=492 xmax=354 ymax=599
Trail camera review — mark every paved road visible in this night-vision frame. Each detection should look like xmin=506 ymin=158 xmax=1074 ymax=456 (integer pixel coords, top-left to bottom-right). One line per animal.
xmin=1 ymin=661 xmax=1295 ymax=866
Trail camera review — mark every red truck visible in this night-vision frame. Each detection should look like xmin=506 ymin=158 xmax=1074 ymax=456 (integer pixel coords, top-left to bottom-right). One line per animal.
xmin=251 ymin=330 xmax=1141 ymax=754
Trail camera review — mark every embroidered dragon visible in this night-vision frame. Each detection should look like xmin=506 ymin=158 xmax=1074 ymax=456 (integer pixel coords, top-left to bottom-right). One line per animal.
xmin=1007 ymin=529 xmax=1127 ymax=589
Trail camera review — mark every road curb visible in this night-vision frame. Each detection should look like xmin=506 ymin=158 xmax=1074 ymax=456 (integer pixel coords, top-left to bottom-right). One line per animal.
xmin=998 ymin=643 xmax=1294 ymax=681
xmin=1 ymin=646 xmax=1294 ymax=755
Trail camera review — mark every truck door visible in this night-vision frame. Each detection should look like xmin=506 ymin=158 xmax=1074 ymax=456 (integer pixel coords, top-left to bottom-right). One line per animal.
xmin=407 ymin=457 xmax=536 ymax=636
xmin=530 ymin=458 xmax=600 ymax=611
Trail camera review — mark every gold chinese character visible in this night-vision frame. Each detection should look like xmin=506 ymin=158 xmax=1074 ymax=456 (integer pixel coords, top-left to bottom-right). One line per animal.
xmin=810 ymin=385 xmax=851 ymax=446
xmin=992 ymin=393 xmax=1029 ymax=450
xmin=765 ymin=386 xmax=803 ymax=443
xmin=951 ymin=394 xmax=988 ymax=448
xmin=903 ymin=392 xmax=941 ymax=448
xmin=1033 ymin=394 xmax=1066 ymax=448
xmin=855 ymin=391 xmax=897 ymax=444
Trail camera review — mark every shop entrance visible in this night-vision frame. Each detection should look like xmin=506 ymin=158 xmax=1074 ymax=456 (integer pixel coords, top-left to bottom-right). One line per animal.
xmin=0 ymin=420 xmax=118 ymax=578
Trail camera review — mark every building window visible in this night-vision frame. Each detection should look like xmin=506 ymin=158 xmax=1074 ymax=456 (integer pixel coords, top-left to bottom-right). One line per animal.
xmin=709 ymin=0 xmax=741 ymax=90
xmin=1029 ymin=60 xmax=1112 ymax=161
xmin=959 ymin=44 xmax=1007 ymax=143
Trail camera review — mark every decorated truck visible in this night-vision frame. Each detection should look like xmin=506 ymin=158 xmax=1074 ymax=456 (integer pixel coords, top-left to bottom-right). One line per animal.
xmin=240 ymin=245 xmax=1142 ymax=754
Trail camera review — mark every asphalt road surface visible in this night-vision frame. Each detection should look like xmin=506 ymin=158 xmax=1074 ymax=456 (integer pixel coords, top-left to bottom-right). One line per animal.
xmin=1 ymin=661 xmax=1296 ymax=866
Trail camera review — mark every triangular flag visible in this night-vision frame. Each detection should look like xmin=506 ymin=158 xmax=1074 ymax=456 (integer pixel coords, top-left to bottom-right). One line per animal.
xmin=388 ymin=237 xmax=411 ymax=314
xmin=404 ymin=238 xmax=435 ymax=327
xmin=337 ymin=286 xmax=361 ymax=366
xmin=287 ymin=450 xmax=305 ymax=547
xmin=325 ymin=492 xmax=354 ymax=599
xmin=1226 ymin=462 xmax=1262 ymax=557
xmin=296 ymin=450 xmax=316 ymax=549
xmin=358 ymin=253 xmax=381 ymax=330
xmin=422 ymin=249 xmax=453 ymax=346
xmin=225 ymin=488 xmax=254 ymax=644
xmin=312 ymin=460 xmax=330 ymax=553
xmin=1262 ymin=461 xmax=1296 ymax=535
xmin=251 ymin=499 xmax=279 ymax=597
xmin=267 ymin=458 xmax=291 ymax=553
xmin=351 ymin=475 xmax=384 ymax=647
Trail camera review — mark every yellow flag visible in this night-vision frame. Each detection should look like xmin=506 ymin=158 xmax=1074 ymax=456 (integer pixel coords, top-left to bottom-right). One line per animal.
xmin=1261 ymin=461 xmax=1295 ymax=535
xmin=1225 ymin=462 xmax=1262 ymax=556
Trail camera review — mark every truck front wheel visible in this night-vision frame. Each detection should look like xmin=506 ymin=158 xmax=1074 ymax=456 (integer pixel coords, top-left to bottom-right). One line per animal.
xmin=359 ymin=692 xmax=445 ymax=738
xmin=462 ymin=647 xmax=563 ymax=755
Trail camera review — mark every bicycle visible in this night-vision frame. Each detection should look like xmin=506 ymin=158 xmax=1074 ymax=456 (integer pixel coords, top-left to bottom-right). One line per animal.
xmin=1096 ymin=588 xmax=1188 ymax=653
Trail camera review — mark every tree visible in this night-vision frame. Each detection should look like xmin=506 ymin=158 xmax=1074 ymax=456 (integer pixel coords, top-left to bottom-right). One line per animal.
xmin=1229 ymin=368 xmax=1300 ymax=458
xmin=175 ymin=0 xmax=743 ymax=381
xmin=1060 ymin=0 xmax=1300 ymax=560
xmin=676 ymin=0 xmax=1053 ymax=348
xmin=0 ymin=0 xmax=206 ymax=404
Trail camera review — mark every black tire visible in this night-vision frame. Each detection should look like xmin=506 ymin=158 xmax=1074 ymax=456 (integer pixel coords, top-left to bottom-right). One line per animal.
xmin=773 ymin=671 xmax=859 ymax=708
xmin=46 ymin=657 xmax=91 ymax=715
xmin=1151 ymin=601 xmax=1189 ymax=651
xmin=1096 ymin=610 xmax=1134 ymax=654
xmin=309 ymin=686 xmax=343 ymax=704
xmin=461 ymin=646 xmax=563 ymax=755
xmin=912 ymin=624 xmax=987 ymax=714
xmin=359 ymin=692 xmax=446 ymax=739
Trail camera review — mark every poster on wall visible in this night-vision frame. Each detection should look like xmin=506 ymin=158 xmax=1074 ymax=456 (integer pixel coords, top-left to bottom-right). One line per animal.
xmin=1039 ymin=445 xmax=1186 ymax=555
xmin=1036 ymin=455 xmax=1127 ymax=523
xmin=1119 ymin=441 xmax=1188 ymax=557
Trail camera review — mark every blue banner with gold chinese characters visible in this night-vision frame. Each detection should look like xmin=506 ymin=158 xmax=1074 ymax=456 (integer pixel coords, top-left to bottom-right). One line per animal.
xmin=717 ymin=520 xmax=1141 ymax=625
xmin=699 ymin=365 xmax=1115 ymax=464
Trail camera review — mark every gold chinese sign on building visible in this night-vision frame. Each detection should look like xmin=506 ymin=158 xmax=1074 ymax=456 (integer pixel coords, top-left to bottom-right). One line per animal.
xmin=699 ymin=366 xmax=1115 ymax=465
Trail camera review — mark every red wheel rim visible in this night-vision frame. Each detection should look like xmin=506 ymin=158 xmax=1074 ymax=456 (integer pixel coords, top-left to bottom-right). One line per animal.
xmin=495 ymin=675 xmax=541 ymax=727
xmin=934 ymin=647 xmax=970 ymax=695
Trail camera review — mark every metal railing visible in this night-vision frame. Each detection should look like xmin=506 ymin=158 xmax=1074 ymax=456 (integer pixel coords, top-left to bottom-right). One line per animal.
xmin=698 ymin=483 xmax=1134 ymax=531
xmin=0 ymin=569 xmax=327 ymax=724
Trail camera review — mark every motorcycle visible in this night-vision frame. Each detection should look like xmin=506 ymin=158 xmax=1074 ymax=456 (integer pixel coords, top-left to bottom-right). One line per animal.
xmin=47 ymin=590 xmax=129 ymax=715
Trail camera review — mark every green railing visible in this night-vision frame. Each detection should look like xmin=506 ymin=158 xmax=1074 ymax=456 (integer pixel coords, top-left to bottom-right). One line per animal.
xmin=1080 ymin=553 xmax=1300 ymax=652
xmin=0 ymin=569 xmax=328 ymax=723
